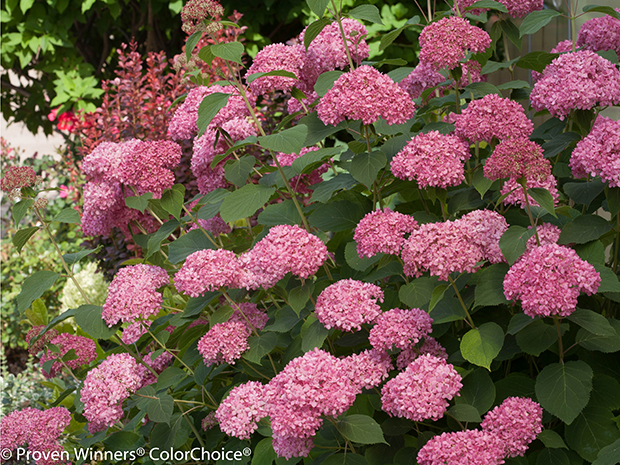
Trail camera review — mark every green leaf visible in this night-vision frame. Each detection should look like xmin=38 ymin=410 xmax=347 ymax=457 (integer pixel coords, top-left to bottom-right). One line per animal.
xmin=252 ymin=438 xmax=277 ymax=465
xmin=380 ymin=26 xmax=407 ymax=51
xmin=210 ymin=305 xmax=234 ymax=327
xmin=304 ymin=18 xmax=332 ymax=49
xmin=289 ymin=285 xmax=311 ymax=315
xmin=167 ymin=229 xmax=216 ymax=264
xmin=63 ymin=246 xmax=102 ymax=267
xmin=475 ymin=263 xmax=510 ymax=307
xmin=196 ymin=188 xmax=230 ymax=220
xmin=210 ymin=42 xmax=244 ymax=65
xmin=53 ymin=208 xmax=81 ymax=223
xmin=292 ymin=146 xmax=343 ymax=174
xmin=337 ymin=414 xmax=387 ymax=445
xmin=559 ymin=215 xmax=611 ymax=245
xmin=17 ymin=271 xmax=59 ymax=314
xmin=301 ymin=318 xmax=329 ymax=352
xmin=20 ymin=0 xmax=34 ymax=13
xmin=300 ymin=112 xmax=342 ymax=146
xmin=535 ymin=360 xmax=593 ymax=425
xmin=198 ymin=44 xmax=215 ymax=66
xmin=399 ymin=277 xmax=436 ymax=310
xmin=259 ymin=125 xmax=308 ymax=154
xmin=322 ymin=454 xmax=369 ymax=465
xmin=125 ymin=193 xmax=153 ymax=213
xmin=536 ymin=449 xmax=570 ymax=465
xmin=225 ymin=156 xmax=256 ymax=187
xmin=12 ymin=226 xmax=39 ymax=253
xmin=564 ymin=180 xmax=605 ymax=208
xmin=12 ymin=199 xmax=33 ymax=224
xmin=528 ymin=187 xmax=557 ymax=217
xmin=146 ymin=394 xmax=174 ymax=423
xmin=244 ymin=332 xmax=278 ymax=364
xmin=447 ymin=404 xmax=482 ymax=423
xmin=219 ymin=184 xmax=275 ymax=223
xmin=537 ymin=430 xmax=568 ymax=449
xmin=467 ymin=0 xmax=507 ymax=12
xmin=258 ymin=200 xmax=302 ymax=226
xmin=264 ymin=306 xmax=300 ymax=332
xmin=197 ymin=93 xmax=231 ymax=137
xmin=463 ymin=82 xmax=501 ymax=98
xmin=583 ymin=4 xmax=620 ymax=20
xmin=74 ymin=305 xmax=119 ymax=339
xmin=308 ymin=200 xmax=366 ymax=232
xmin=156 ymin=367 xmax=187 ymax=391
xmin=542 ymin=131 xmax=581 ymax=159
xmin=161 ymin=184 xmax=185 ymax=220
xmin=516 ymin=51 xmax=560 ymax=73
xmin=565 ymin=407 xmax=620 ymax=462
xmin=185 ymin=30 xmax=202 ymax=61
xmin=306 ymin=0 xmax=330 ymax=17
xmin=349 ymin=151 xmax=387 ymax=188
xmin=25 ymin=298 xmax=48 ymax=327
xmin=507 ymin=313 xmax=535 ymax=335
xmin=593 ymin=438 xmax=620 ymax=465
xmin=496 ymin=79 xmax=530 ymax=90
xmin=103 ymin=431 xmax=142 ymax=452
xmin=146 ymin=219 xmax=180 ymax=259
xmin=461 ymin=322 xmax=504 ymax=370
xmin=310 ymin=173 xmax=357 ymax=203
xmin=348 ymin=4 xmax=383 ymax=24
xmin=499 ymin=225 xmax=536 ymax=265
xmin=473 ymin=168 xmax=493 ymax=198
xmin=246 ymin=70 xmax=298 ymax=84
xmin=576 ymin=319 xmax=620 ymax=353
xmin=430 ymin=297 xmax=467 ymax=324
xmin=593 ymin=264 xmax=620 ymax=294
xmin=429 ymin=284 xmax=448 ymax=312
xmin=515 ymin=319 xmax=559 ymax=356
xmin=520 ymin=9 xmax=562 ymax=37
xmin=455 ymin=368 xmax=496 ymax=415
xmin=345 ymin=242 xmax=383 ymax=272
xmin=315 ymin=70 xmax=343 ymax=97
xmin=568 ymin=309 xmax=616 ymax=337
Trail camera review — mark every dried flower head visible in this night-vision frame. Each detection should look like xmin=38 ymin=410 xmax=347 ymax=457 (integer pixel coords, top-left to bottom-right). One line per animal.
xmin=181 ymin=0 xmax=224 ymax=34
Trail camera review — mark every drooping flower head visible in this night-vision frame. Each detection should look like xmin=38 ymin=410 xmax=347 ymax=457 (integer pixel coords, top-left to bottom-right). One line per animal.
xmin=503 ymin=243 xmax=601 ymax=318
xmin=354 ymin=208 xmax=418 ymax=258
xmin=181 ymin=0 xmax=224 ymax=34
xmin=316 ymin=65 xmax=415 ymax=126
xmin=26 ymin=326 xmax=59 ymax=356
xmin=391 ymin=130 xmax=471 ymax=189
xmin=315 ymin=279 xmax=384 ymax=331
xmin=39 ymin=333 xmax=97 ymax=378
xmin=216 ymin=381 xmax=267 ymax=439
xmin=570 ymin=116 xmax=620 ymax=186
xmin=419 ymin=16 xmax=491 ymax=70
xmin=369 ymin=308 xmax=433 ymax=351
xmin=417 ymin=429 xmax=506 ymax=465
xmin=577 ymin=10 xmax=620 ymax=56
xmin=246 ymin=44 xmax=306 ymax=95
xmin=381 ymin=354 xmax=462 ymax=421
xmin=174 ymin=249 xmax=244 ymax=297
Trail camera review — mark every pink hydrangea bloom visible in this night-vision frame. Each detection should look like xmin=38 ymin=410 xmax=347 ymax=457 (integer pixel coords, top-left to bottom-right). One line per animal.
xmin=315 ymin=279 xmax=384 ymax=331
xmin=0 ymin=407 xmax=71 ymax=465
xmin=216 ymin=381 xmax=266 ymax=439
xmin=525 ymin=223 xmax=561 ymax=251
xmin=121 ymin=320 xmax=151 ymax=345
xmin=500 ymin=175 xmax=559 ymax=209
xmin=481 ymin=397 xmax=543 ymax=457
xmin=419 ymin=16 xmax=491 ymax=70
xmin=197 ymin=320 xmax=250 ymax=365
xmin=202 ymin=412 xmax=217 ymax=430
xmin=396 ymin=337 xmax=448 ymax=370
xmin=503 ymin=243 xmax=601 ymax=317
xmin=354 ymin=208 xmax=418 ymax=258
xmin=391 ymin=130 xmax=470 ymax=189
xmin=239 ymin=225 xmax=328 ymax=289
xmin=399 ymin=62 xmax=445 ymax=99
xmin=272 ymin=434 xmax=314 ymax=460
xmin=341 ymin=349 xmax=393 ymax=391
xmin=174 ymin=249 xmax=244 ymax=297
xmin=189 ymin=216 xmax=232 ymax=236
xmin=454 ymin=0 xmax=489 ymax=16
xmin=417 ymin=429 xmax=506 ymax=465
xmin=246 ymin=44 xmax=306 ymax=95
xmin=275 ymin=147 xmax=328 ymax=195
xmin=81 ymin=353 xmax=144 ymax=432
xmin=500 ymin=0 xmax=544 ymax=17
xmin=103 ymin=264 xmax=169 ymax=326
xmin=577 ymin=10 xmax=620 ymax=56
xmin=451 ymin=94 xmax=533 ymax=143
xmin=316 ymin=65 xmax=415 ymax=126
xmin=381 ymin=354 xmax=462 ymax=421
xmin=570 ymin=116 xmax=620 ymax=186
xmin=530 ymin=50 xmax=620 ymax=120
xmin=181 ymin=0 xmax=223 ymax=34
xmin=532 ymin=40 xmax=573 ymax=83
xmin=369 ymin=308 xmax=433 ymax=351
xmin=39 ymin=333 xmax=96 ymax=378
xmin=229 ymin=302 xmax=269 ymax=332
xmin=460 ymin=210 xmax=509 ymax=264
xmin=0 ymin=165 xmax=36 ymax=192
xmin=138 ymin=351 xmax=174 ymax=387
xmin=484 ymin=138 xmax=548 ymax=181
xmin=26 ymin=325 xmax=58 ymax=356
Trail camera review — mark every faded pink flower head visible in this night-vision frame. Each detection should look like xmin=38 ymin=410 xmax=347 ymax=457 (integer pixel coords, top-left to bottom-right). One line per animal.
xmin=174 ymin=249 xmax=244 ymax=297
xmin=577 ymin=10 xmax=620 ymax=56
xmin=500 ymin=175 xmax=559 ymax=209
xmin=315 ymin=279 xmax=384 ymax=332
xmin=216 ymin=381 xmax=266 ymax=439
xmin=503 ymin=243 xmax=600 ymax=318
xmin=484 ymin=138 xmax=548 ymax=181
xmin=381 ymin=354 xmax=462 ymax=421
xmin=396 ymin=337 xmax=448 ymax=370
xmin=391 ymin=130 xmax=471 ymax=189
xmin=525 ymin=223 xmax=561 ymax=252
xmin=181 ymin=0 xmax=224 ymax=34
xmin=398 ymin=62 xmax=445 ymax=100
xmin=316 ymin=65 xmax=415 ymax=126
xmin=188 ymin=216 xmax=231 ymax=236
xmin=417 ymin=429 xmax=506 ymax=465
xmin=275 ymin=147 xmax=328 ymax=195
xmin=1 ymin=166 xmax=37 ymax=193
xmin=419 ymin=16 xmax=491 ymax=70
xmin=246 ymin=44 xmax=306 ymax=95
xmin=197 ymin=320 xmax=250 ymax=366
xmin=272 ymin=434 xmax=314 ymax=460
xmin=354 ymin=208 xmax=418 ymax=258
xmin=26 ymin=326 xmax=59 ymax=356
xmin=40 ymin=333 xmax=97 ymax=378
xmin=230 ymin=302 xmax=269 ymax=332
xmin=570 ymin=116 xmax=620 ymax=186
xmin=369 ymin=308 xmax=433 ymax=351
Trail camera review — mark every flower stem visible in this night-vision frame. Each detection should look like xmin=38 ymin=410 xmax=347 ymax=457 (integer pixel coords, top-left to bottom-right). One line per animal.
xmin=448 ymin=275 xmax=475 ymax=329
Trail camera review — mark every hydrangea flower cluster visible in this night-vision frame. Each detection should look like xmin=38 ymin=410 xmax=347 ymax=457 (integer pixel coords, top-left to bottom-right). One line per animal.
xmin=315 ymin=279 xmax=384 ymax=331
xmin=391 ymin=130 xmax=471 ymax=189
xmin=60 ymin=261 xmax=108 ymax=311
xmin=181 ymin=0 xmax=223 ymax=34
xmin=369 ymin=308 xmax=433 ymax=351
xmin=187 ymin=215 xmax=231 ymax=236
xmin=121 ymin=320 xmax=151 ymax=345
xmin=0 ymin=165 xmax=37 ymax=199
xmin=531 ymin=40 xmax=573 ymax=83
xmin=353 ymin=208 xmax=419 ymax=258
xmin=577 ymin=10 xmax=620 ymax=56
xmin=215 ymin=381 xmax=266 ymax=439
xmin=530 ymin=50 xmax=620 ymax=119
xmin=174 ymin=249 xmax=244 ymax=297
xmin=504 ymin=243 xmax=600 ymax=317
xmin=398 ymin=62 xmax=445 ymax=99
xmin=450 ymin=94 xmax=533 ymax=143
xmin=525 ymin=223 xmax=561 ymax=251
xmin=138 ymin=351 xmax=174 ymax=387
xmin=0 ymin=407 xmax=71 ymax=465
xmin=81 ymin=353 xmax=144 ymax=432
xmin=341 ymin=349 xmax=393 ymax=391
xmin=455 ymin=0 xmax=542 ymax=17
xmin=396 ymin=337 xmax=448 ymax=370
xmin=102 ymin=264 xmax=169 ymax=326
xmin=26 ymin=326 xmax=58 ymax=356
xmin=417 ymin=429 xmax=506 ymax=465
xmin=316 ymin=65 xmax=415 ymax=126
xmin=381 ymin=354 xmax=462 ymax=421
xmin=418 ymin=16 xmax=491 ymax=70
xmin=570 ymin=116 xmax=620 ymax=186
xmin=229 ymin=302 xmax=269 ymax=331
xmin=275 ymin=147 xmax=328 ymax=196
xmin=246 ymin=44 xmax=306 ymax=95
xmin=460 ymin=210 xmax=509 ymax=264
xmin=39 ymin=333 xmax=97 ymax=378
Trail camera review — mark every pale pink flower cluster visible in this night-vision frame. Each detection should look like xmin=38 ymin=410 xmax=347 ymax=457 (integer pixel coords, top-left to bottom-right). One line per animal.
xmin=240 ymin=224 xmax=328 ymax=289
xmin=450 ymin=94 xmax=533 ymax=143
xmin=275 ymin=147 xmax=328 ymax=195
xmin=400 ymin=61 xmax=486 ymax=100
xmin=369 ymin=308 xmax=433 ymax=351
xmin=181 ymin=0 xmax=223 ymax=34
xmin=103 ymin=264 xmax=169 ymax=326
xmin=315 ymin=279 xmax=384 ymax=331
xmin=229 ymin=302 xmax=269 ymax=331
xmin=570 ymin=116 xmax=620 ymax=186
xmin=215 ymin=381 xmax=267 ymax=439
xmin=39 ymin=333 xmax=96 ymax=378
xmin=460 ymin=210 xmax=509 ymax=264
xmin=381 ymin=354 xmax=462 ymax=421
xmin=81 ymin=353 xmax=144 ymax=432
xmin=246 ymin=44 xmax=306 ymax=95
xmin=174 ymin=249 xmax=244 ymax=297
xmin=391 ymin=130 xmax=471 ymax=189
xmin=504 ymin=243 xmax=600 ymax=317
xmin=0 ymin=407 xmax=71 ymax=465
xmin=316 ymin=65 xmax=415 ymax=126
xmin=341 ymin=349 xmax=393 ymax=391
xmin=417 ymin=429 xmax=506 ymax=465
xmin=481 ymin=397 xmax=543 ymax=457
xmin=455 ymin=0 xmax=543 ymax=17
xmin=530 ymin=50 xmax=620 ymax=119
xmin=121 ymin=319 xmax=151 ymax=345
xmin=419 ymin=16 xmax=491 ymax=70
xmin=396 ymin=337 xmax=447 ymax=370
xmin=525 ymin=223 xmax=561 ymax=251
xmin=354 ymin=208 xmax=418 ymax=258
xmin=577 ymin=10 xmax=620 ymax=56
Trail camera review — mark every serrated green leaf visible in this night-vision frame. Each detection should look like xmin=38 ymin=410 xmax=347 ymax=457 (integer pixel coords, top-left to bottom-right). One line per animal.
xmin=306 ymin=0 xmax=330 ymax=17
xmin=146 ymin=219 xmax=180 ymax=259
xmin=542 ymin=131 xmax=581 ymax=159
xmin=455 ymin=368 xmax=496 ymax=415
xmin=146 ymin=394 xmax=174 ymax=423
xmin=399 ymin=277 xmax=436 ymax=310
xmin=17 ymin=271 xmax=59 ymax=314
xmin=345 ymin=241 xmax=383 ymax=272
xmin=246 ymin=70 xmax=298 ymax=84
xmin=289 ymin=285 xmax=312 ymax=315
xmin=264 ymin=306 xmax=301 ymax=332
xmin=564 ymin=180 xmax=605 ymax=208
xmin=516 ymin=51 xmax=559 ymax=73
xmin=348 ymin=4 xmax=383 ymax=24
xmin=243 ymin=332 xmax=278 ymax=364
xmin=53 ymin=207 xmax=81 ymax=223
xmin=468 ymin=0 xmax=508 ymax=12
xmin=528 ymin=187 xmax=557 ymax=217
xmin=308 ymin=200 xmax=366 ymax=232
xmin=447 ymin=404 xmax=482 ymax=422
xmin=219 ymin=184 xmax=275 ymax=223
xmin=74 ymin=305 xmax=119 ymax=339
xmin=310 ymin=173 xmax=357 ymax=203
xmin=429 ymin=284 xmax=448 ymax=312
xmin=536 ymin=449 xmax=570 ymax=465
xmin=12 ymin=226 xmax=39 ymax=253
xmin=198 ymin=44 xmax=215 ymax=66
xmin=461 ymin=322 xmax=504 ymax=370
xmin=349 ymin=150 xmax=386 ymax=188
xmin=475 ymin=263 xmax=510 ymax=307
xmin=593 ymin=264 xmax=620 ymax=294
xmin=473 ymin=168 xmax=493 ymax=198
xmin=259 ymin=125 xmax=308 ymax=154
xmin=125 ymin=192 xmax=153 ymax=213
xmin=167 ymin=229 xmax=216 ymax=264
xmin=520 ymin=9 xmax=562 ymax=37
xmin=576 ymin=319 xmax=620 ymax=353
xmin=197 ymin=92 xmax=231 ymax=138
xmin=301 ymin=318 xmax=328 ymax=352
xmin=565 ymin=406 xmax=620 ymax=462
xmin=507 ymin=313 xmax=535 ymax=335
xmin=568 ymin=309 xmax=616 ymax=337
xmin=12 ymin=199 xmax=33 ymax=224
xmin=186 ymin=30 xmax=202 ymax=61
xmin=225 ymin=156 xmax=256 ymax=187
xmin=315 ymin=70 xmax=343 ymax=97
xmin=210 ymin=42 xmax=244 ymax=65
xmin=515 ymin=319 xmax=559 ymax=356
xmin=252 ymin=438 xmax=277 ymax=465
xmin=291 ymin=146 xmax=342 ymax=174
xmin=337 ymin=414 xmax=387 ymax=445
xmin=63 ymin=245 xmax=103 ymax=267
xmin=559 ymin=215 xmax=611 ymax=245
xmin=380 ymin=26 xmax=406 ymax=51
xmin=592 ymin=438 xmax=620 ymax=465
xmin=304 ymin=18 xmax=332 ymax=49
xmin=583 ymin=4 xmax=620 ymax=20
xmin=499 ymin=225 xmax=536 ymax=265
xmin=161 ymin=184 xmax=185 ymax=220
xmin=537 ymin=430 xmax=568 ymax=449
xmin=257 ymin=200 xmax=302 ymax=226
